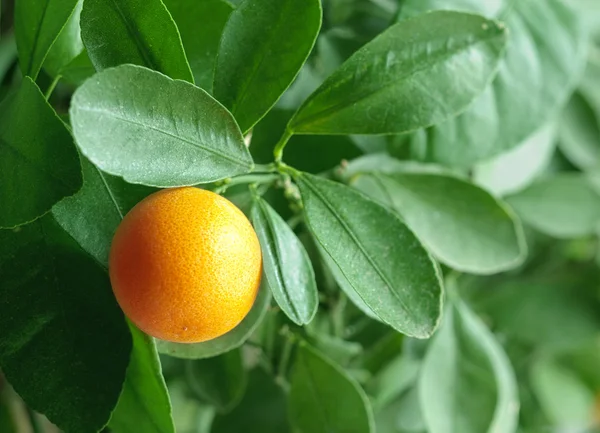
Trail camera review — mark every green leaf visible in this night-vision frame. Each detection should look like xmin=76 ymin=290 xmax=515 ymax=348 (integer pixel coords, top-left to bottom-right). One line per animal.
xmin=0 ymin=77 xmax=82 ymax=228
xmin=0 ymin=385 xmax=26 ymax=433
xmin=214 ymin=0 xmax=322 ymax=132
xmin=353 ymin=172 xmax=526 ymax=274
xmin=156 ymin=279 xmax=271 ymax=359
xmin=289 ymin=342 xmax=375 ymax=433
xmin=80 ymin=0 xmax=193 ymax=82
xmin=505 ymin=174 xmax=600 ymax=239
xmin=419 ymin=293 xmax=519 ymax=433
xmin=0 ymin=216 xmax=132 ymax=433
xmin=400 ymin=0 xmax=587 ymax=165
xmin=110 ymin=324 xmax=175 ymax=433
xmin=469 ymin=278 xmax=600 ymax=350
xmin=250 ymin=109 xmax=362 ymax=173
xmin=287 ymin=10 xmax=507 ymax=135
xmin=52 ymin=161 xmax=175 ymax=433
xmin=559 ymin=340 xmax=600 ymax=391
xmin=70 ymin=64 xmax=253 ymax=187
xmin=167 ymin=379 xmax=215 ymax=433
xmin=14 ymin=0 xmax=79 ymax=78
xmin=212 ymin=368 xmax=290 ymax=433
xmin=295 ymin=172 xmax=442 ymax=338
xmin=306 ymin=332 xmax=363 ymax=367
xmin=317 ymin=243 xmax=382 ymax=322
xmin=558 ymin=92 xmax=600 ymax=170
xmin=162 ymin=0 xmax=233 ymax=91
xmin=43 ymin=0 xmax=83 ymax=77
xmin=186 ymin=349 xmax=247 ymax=412
xmin=368 ymin=355 xmax=420 ymax=410
xmin=0 ymin=34 xmax=18 ymax=84
xmin=0 ymin=386 xmax=18 ymax=433
xmin=530 ymin=355 xmax=596 ymax=429
xmin=60 ymin=49 xmax=95 ymax=86
xmin=580 ymin=48 xmax=600 ymax=120
xmin=473 ymin=124 xmax=556 ymax=196
xmin=52 ymin=157 xmax=156 ymax=266
xmin=377 ymin=389 xmax=427 ymax=433
xmin=251 ymin=196 xmax=318 ymax=325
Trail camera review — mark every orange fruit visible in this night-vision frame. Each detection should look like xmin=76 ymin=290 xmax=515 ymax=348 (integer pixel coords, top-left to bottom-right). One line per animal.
xmin=109 ymin=187 xmax=262 ymax=343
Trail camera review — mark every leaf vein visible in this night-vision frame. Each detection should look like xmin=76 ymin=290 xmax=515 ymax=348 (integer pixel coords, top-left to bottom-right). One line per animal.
xmin=258 ymin=200 xmax=302 ymax=323
xmin=76 ymin=106 xmax=250 ymax=168
xmin=293 ymin=30 xmax=502 ymax=130
xmin=301 ymin=176 xmax=413 ymax=319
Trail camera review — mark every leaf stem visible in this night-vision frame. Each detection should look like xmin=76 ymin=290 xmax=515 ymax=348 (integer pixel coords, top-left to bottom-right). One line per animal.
xmin=273 ymin=128 xmax=294 ymax=163
xmin=214 ymin=172 xmax=280 ymax=194
xmin=276 ymin=327 xmax=296 ymax=389
xmin=331 ymin=293 xmax=347 ymax=338
xmin=44 ymin=75 xmax=61 ymax=101
xmin=253 ymin=163 xmax=277 ymax=173
xmin=276 ymin=162 xmax=301 ymax=178
xmin=228 ymin=173 xmax=280 ymax=187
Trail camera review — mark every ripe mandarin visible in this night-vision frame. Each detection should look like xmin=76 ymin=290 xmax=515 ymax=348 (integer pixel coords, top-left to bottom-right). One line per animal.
xmin=109 ymin=187 xmax=262 ymax=343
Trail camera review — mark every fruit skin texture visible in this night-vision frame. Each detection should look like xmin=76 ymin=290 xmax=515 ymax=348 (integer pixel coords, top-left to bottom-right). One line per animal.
xmin=109 ymin=187 xmax=262 ymax=343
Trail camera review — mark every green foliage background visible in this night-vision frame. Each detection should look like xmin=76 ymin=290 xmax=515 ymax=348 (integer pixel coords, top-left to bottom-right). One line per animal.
xmin=0 ymin=0 xmax=600 ymax=432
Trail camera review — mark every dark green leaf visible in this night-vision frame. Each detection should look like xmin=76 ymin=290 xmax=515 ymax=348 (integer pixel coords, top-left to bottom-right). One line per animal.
xmin=0 ymin=386 xmax=17 ymax=433
xmin=60 ymin=49 xmax=95 ymax=86
xmin=212 ymin=368 xmax=290 ymax=433
xmin=0 ymin=77 xmax=82 ymax=228
xmin=15 ymin=0 xmax=79 ymax=78
xmin=110 ymin=324 xmax=175 ymax=433
xmin=505 ymin=174 xmax=600 ymax=239
xmin=70 ymin=64 xmax=253 ymax=187
xmin=400 ymin=0 xmax=587 ymax=165
xmin=251 ymin=197 xmax=318 ymax=325
xmin=288 ymin=11 xmax=507 ymax=135
xmin=163 ymin=0 xmax=233 ymax=91
xmin=355 ymin=330 xmax=405 ymax=376
xmin=250 ymin=109 xmax=362 ymax=173
xmin=559 ymin=340 xmax=600 ymax=391
xmin=156 ymin=279 xmax=271 ymax=359
xmin=214 ymin=0 xmax=322 ymax=132
xmin=52 ymin=160 xmax=175 ymax=433
xmin=353 ymin=172 xmax=526 ymax=274
xmin=295 ymin=172 xmax=442 ymax=338
xmin=52 ymin=157 xmax=156 ymax=266
xmin=0 ymin=216 xmax=131 ymax=433
xmin=0 ymin=34 xmax=18 ymax=83
xmin=80 ymin=0 xmax=193 ymax=82
xmin=289 ymin=342 xmax=375 ymax=433
xmin=186 ymin=349 xmax=246 ymax=412
xmin=43 ymin=0 xmax=83 ymax=77
xmin=419 ymin=293 xmax=518 ymax=433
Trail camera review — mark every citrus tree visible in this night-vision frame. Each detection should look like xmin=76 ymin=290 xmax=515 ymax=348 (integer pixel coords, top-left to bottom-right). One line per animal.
xmin=1 ymin=0 xmax=600 ymax=432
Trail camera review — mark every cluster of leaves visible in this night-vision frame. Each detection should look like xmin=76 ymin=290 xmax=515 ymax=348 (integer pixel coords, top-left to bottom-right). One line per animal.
xmin=0 ymin=0 xmax=599 ymax=432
